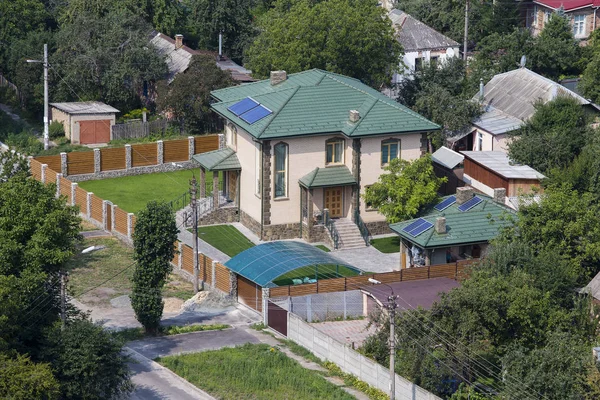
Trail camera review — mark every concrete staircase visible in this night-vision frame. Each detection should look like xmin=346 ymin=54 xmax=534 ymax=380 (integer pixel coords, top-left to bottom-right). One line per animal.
xmin=332 ymin=218 xmax=367 ymax=250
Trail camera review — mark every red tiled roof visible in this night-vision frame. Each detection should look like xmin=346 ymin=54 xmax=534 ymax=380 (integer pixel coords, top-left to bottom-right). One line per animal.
xmin=533 ymin=0 xmax=600 ymax=11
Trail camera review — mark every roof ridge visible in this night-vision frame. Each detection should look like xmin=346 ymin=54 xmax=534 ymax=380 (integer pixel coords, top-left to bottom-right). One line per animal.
xmin=257 ymin=86 xmax=300 ymax=138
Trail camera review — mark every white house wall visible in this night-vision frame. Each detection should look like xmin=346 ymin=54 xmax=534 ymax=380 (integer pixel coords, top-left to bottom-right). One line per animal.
xmin=236 ymin=127 xmax=262 ymax=223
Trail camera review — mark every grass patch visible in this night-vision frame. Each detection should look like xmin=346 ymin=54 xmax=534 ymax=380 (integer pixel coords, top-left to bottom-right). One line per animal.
xmin=192 ymin=224 xmax=255 ymax=257
xmin=250 ymin=322 xmax=266 ymax=331
xmin=112 ymin=324 xmax=230 ymax=342
xmin=370 ymin=236 xmax=400 ymax=253
xmin=323 ymin=362 xmax=388 ymax=400
xmin=157 ymin=343 xmax=354 ymax=400
xmin=316 ymin=244 xmax=331 ymax=252
xmin=272 ymin=264 xmax=359 ymax=287
xmin=78 ymin=169 xmax=214 ymax=214
xmin=79 ymin=219 xmax=99 ymax=232
xmin=65 ymin=237 xmax=194 ymax=305
xmin=281 ymin=340 xmax=323 ymax=365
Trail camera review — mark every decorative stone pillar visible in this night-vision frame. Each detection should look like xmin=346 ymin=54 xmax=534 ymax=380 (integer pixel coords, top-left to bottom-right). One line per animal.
xmin=306 ymin=188 xmax=314 ymax=241
xmin=261 ymin=140 xmax=272 ymax=231
xmin=228 ymin=270 xmax=238 ymax=298
xmin=213 ymin=172 xmax=219 ymax=209
xmin=127 ymin=212 xmax=134 ymax=238
xmin=71 ymin=183 xmax=77 ymax=206
xmin=200 ymin=167 xmax=206 ymax=198
xmin=125 ymin=144 xmax=132 ymax=170
xmin=188 ymin=136 xmax=195 ymax=160
xmin=399 ymin=240 xmax=407 ymax=270
xmin=211 ymin=260 xmax=217 ymax=289
xmin=93 ymin=148 xmax=101 ymax=174
xmin=86 ymin=192 xmax=93 ymax=218
xmin=178 ymin=242 xmax=183 ymax=270
xmin=262 ymin=288 xmax=270 ymax=325
xmin=157 ymin=140 xmax=164 ymax=165
xmin=351 ymin=138 xmax=361 ymax=222
xmin=55 ymin=173 xmax=62 ymax=198
xmin=218 ymin=133 xmax=225 ymax=149
xmin=41 ymin=164 xmax=48 ymax=184
xmin=111 ymin=204 xmax=117 ymax=231
xmin=60 ymin=152 xmax=68 ymax=176
xmin=102 ymin=200 xmax=109 ymax=231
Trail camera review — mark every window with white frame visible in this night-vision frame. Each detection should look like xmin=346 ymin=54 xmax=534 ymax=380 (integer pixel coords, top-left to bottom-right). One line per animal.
xmin=255 ymin=142 xmax=262 ymax=196
xmin=381 ymin=139 xmax=400 ymax=166
xmin=533 ymin=5 xmax=538 ymax=25
xmin=477 ymin=132 xmax=483 ymax=151
xmin=274 ymin=142 xmax=288 ymax=198
xmin=325 ymin=138 xmax=344 ymax=165
xmin=544 ymin=10 xmax=552 ymax=23
xmin=573 ymin=15 xmax=586 ymax=37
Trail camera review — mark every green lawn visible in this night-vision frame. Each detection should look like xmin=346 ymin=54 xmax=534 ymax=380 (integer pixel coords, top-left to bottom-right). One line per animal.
xmin=316 ymin=244 xmax=331 ymax=252
xmin=272 ymin=264 xmax=359 ymax=286
xmin=370 ymin=236 xmax=400 ymax=253
xmin=157 ymin=344 xmax=354 ymax=400
xmin=78 ymin=169 xmax=213 ymax=214
xmin=193 ymin=224 xmax=255 ymax=257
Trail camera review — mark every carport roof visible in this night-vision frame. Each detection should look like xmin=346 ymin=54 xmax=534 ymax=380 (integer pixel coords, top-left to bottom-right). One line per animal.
xmin=224 ymin=241 xmax=361 ymax=288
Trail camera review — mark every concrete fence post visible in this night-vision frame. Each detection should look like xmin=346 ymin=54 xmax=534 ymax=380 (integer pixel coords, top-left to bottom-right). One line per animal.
xmin=306 ymin=296 xmax=312 ymax=323
xmin=71 ymin=182 xmax=77 ymax=206
xmin=86 ymin=192 xmax=93 ymax=218
xmin=111 ymin=204 xmax=117 ymax=231
xmin=262 ymin=288 xmax=270 ymax=325
xmin=127 ymin=213 xmax=134 ymax=238
xmin=41 ymin=164 xmax=48 ymax=184
xmin=55 ymin=173 xmax=62 ymax=198
xmin=178 ymin=242 xmax=183 ymax=270
xmin=60 ymin=152 xmax=67 ymax=176
xmin=343 ymin=291 xmax=347 ymax=320
xmin=125 ymin=144 xmax=132 ymax=170
xmin=211 ymin=260 xmax=217 ymax=289
xmin=102 ymin=200 xmax=109 ymax=231
xmin=157 ymin=140 xmax=164 ymax=165
xmin=188 ymin=136 xmax=195 ymax=159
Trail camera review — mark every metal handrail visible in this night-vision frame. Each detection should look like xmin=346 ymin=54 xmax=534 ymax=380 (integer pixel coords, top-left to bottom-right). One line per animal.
xmin=323 ymin=209 xmax=340 ymax=250
xmin=354 ymin=209 xmax=371 ymax=246
xmin=169 ymin=190 xmax=189 ymax=211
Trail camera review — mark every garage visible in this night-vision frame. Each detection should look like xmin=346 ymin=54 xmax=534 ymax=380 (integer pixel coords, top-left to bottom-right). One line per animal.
xmin=79 ymin=120 xmax=111 ymax=144
xmin=51 ymin=101 xmax=119 ymax=145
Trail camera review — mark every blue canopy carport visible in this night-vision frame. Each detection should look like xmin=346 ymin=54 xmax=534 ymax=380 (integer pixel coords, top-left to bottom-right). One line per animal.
xmin=225 ymin=241 xmax=362 ymax=312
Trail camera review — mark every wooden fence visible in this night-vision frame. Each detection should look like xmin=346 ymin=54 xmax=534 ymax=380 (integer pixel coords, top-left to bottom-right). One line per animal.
xmin=32 ymin=135 xmax=219 ymax=177
xmin=111 ymin=119 xmax=168 ymax=141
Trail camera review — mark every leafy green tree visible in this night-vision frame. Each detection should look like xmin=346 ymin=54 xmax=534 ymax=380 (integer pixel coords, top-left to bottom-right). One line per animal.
xmin=508 ymin=96 xmax=589 ymax=173
xmin=580 ymin=31 xmax=600 ymax=104
xmin=0 ymin=0 xmax=48 ymax=68
xmin=530 ymin=14 xmax=580 ymax=80
xmin=0 ymin=150 xmax=28 ymax=183
xmin=0 ymin=353 xmax=60 ymax=400
xmin=156 ymin=54 xmax=233 ymax=134
xmin=131 ymin=201 xmax=178 ymax=334
xmin=548 ymin=137 xmax=600 ymax=198
xmin=362 ymin=155 xmax=445 ymax=223
xmin=246 ymin=0 xmax=402 ymax=88
xmin=42 ymin=319 xmax=133 ymax=399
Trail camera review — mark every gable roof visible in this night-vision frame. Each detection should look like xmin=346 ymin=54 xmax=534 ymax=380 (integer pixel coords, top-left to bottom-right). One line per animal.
xmin=475 ymin=68 xmax=592 ymax=124
xmin=150 ymin=32 xmax=254 ymax=83
xmin=583 ymin=270 xmax=600 ymax=301
xmin=211 ymin=69 xmax=440 ymax=140
xmin=533 ymin=0 xmax=600 ymax=11
xmin=50 ymin=101 xmax=119 ymax=114
xmin=431 ymin=146 xmax=464 ymax=170
xmin=192 ymin=148 xmax=241 ymax=171
xmin=389 ymin=10 xmax=459 ymax=52
xmin=299 ymin=166 xmax=357 ymax=188
xmin=472 ymin=106 xmax=524 ymax=136
xmin=461 ymin=151 xmax=546 ymax=180
xmin=390 ymin=194 xmax=514 ymax=249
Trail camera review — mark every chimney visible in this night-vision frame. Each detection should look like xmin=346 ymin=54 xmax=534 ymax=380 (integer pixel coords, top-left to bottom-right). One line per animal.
xmin=175 ymin=34 xmax=183 ymax=49
xmin=435 ymin=217 xmax=446 ymax=234
xmin=349 ymin=110 xmax=360 ymax=123
xmin=479 ymin=78 xmax=484 ymax=103
xmin=456 ymin=187 xmax=474 ymax=205
xmin=270 ymin=70 xmax=287 ymax=85
xmin=493 ymin=188 xmax=506 ymax=204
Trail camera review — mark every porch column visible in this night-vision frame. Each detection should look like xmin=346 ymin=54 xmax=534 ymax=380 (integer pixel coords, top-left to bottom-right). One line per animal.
xmin=400 ymin=239 xmax=407 ymax=270
xmin=200 ymin=167 xmax=206 ymax=198
xmin=213 ymin=171 xmax=219 ymax=209
xmin=424 ymin=249 xmax=431 ymax=266
xmin=306 ymin=188 xmax=314 ymax=241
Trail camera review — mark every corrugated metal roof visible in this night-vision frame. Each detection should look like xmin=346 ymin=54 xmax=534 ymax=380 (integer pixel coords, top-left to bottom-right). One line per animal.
xmin=50 ymin=101 xmax=119 ymax=114
xmin=475 ymin=68 xmax=591 ymax=123
xmin=461 ymin=151 xmax=546 ymax=180
xmin=389 ymin=10 xmax=459 ymax=52
xmin=192 ymin=148 xmax=240 ymax=171
xmin=533 ymin=0 xmax=600 ymax=11
xmin=390 ymin=194 xmax=514 ymax=249
xmin=472 ymin=106 xmax=523 ymax=135
xmin=431 ymin=146 xmax=464 ymax=169
xmin=224 ymin=241 xmax=361 ymax=288
xmin=299 ymin=166 xmax=357 ymax=188
xmin=584 ymin=270 xmax=600 ymax=301
xmin=211 ymin=69 xmax=440 ymax=140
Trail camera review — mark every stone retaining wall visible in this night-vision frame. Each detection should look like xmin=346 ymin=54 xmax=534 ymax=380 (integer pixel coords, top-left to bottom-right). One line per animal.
xmin=197 ymin=207 xmax=239 ymax=226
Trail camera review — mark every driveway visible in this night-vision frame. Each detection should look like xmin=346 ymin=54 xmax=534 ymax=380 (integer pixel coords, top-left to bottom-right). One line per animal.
xmin=332 ymin=246 xmax=399 ymax=273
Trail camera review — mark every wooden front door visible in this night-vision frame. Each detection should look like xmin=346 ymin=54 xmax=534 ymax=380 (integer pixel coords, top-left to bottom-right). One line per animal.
xmin=325 ymin=187 xmax=343 ymax=218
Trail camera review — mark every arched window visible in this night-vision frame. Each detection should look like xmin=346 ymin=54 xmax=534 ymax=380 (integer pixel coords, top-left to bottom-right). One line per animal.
xmin=381 ymin=139 xmax=400 ymax=165
xmin=325 ymin=138 xmax=344 ymax=165
xmin=274 ymin=142 xmax=288 ymax=198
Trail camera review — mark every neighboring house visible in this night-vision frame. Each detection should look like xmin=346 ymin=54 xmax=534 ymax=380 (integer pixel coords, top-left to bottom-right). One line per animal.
xmin=193 ymin=69 xmax=439 ymax=248
xmin=149 ymin=32 xmax=255 ymax=84
xmin=389 ymin=187 xmax=514 ymax=268
xmin=521 ymin=0 xmax=600 ymax=41
xmin=388 ymin=10 xmax=460 ymax=86
xmin=452 ymin=67 xmax=596 ymax=152
xmin=431 ymin=146 xmax=465 ymax=196
xmin=583 ymin=270 xmax=600 ymax=305
xmin=50 ymin=102 xmax=119 ymax=145
xmin=461 ymin=151 xmax=545 ymax=208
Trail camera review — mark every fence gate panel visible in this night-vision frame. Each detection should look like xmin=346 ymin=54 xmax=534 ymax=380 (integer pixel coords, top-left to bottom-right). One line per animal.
xmin=237 ymin=275 xmax=261 ymax=311
xmin=267 ymin=301 xmax=288 ymax=336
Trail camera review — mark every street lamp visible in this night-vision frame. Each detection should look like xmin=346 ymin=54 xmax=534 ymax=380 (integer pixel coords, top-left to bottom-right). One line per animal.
xmin=368 ymin=278 xmax=398 ymax=400
xmin=26 ymin=43 xmax=49 ymax=150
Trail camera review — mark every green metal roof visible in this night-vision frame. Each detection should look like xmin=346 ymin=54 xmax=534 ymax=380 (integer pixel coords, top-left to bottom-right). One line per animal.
xmin=192 ymin=148 xmax=241 ymax=171
xmin=211 ymin=69 xmax=440 ymax=140
xmin=299 ymin=166 xmax=357 ymax=188
xmin=389 ymin=194 xmax=515 ymax=249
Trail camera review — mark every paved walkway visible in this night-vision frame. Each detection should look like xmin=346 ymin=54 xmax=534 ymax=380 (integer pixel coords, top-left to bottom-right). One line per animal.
xmin=80 ymin=230 xmax=111 ymax=238
xmin=332 ymin=246 xmax=399 ymax=273
xmin=311 ymin=319 xmax=376 ymax=348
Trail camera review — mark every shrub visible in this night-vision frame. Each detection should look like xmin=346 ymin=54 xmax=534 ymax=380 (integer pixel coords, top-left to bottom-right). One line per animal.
xmin=49 ymin=121 xmax=65 ymax=139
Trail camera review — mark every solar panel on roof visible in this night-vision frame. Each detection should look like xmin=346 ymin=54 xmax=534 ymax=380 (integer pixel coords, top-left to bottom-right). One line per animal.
xmin=402 ymin=218 xmax=433 ymax=237
xmin=458 ymin=196 xmax=483 ymax=212
xmin=227 ymin=97 xmax=259 ymax=116
xmin=240 ymin=104 xmax=272 ymax=124
xmin=434 ymin=196 xmax=456 ymax=211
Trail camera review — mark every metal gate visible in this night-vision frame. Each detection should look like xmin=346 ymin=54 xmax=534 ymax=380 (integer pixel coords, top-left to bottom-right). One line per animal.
xmin=237 ymin=275 xmax=262 ymax=312
xmin=268 ymin=301 xmax=288 ymax=336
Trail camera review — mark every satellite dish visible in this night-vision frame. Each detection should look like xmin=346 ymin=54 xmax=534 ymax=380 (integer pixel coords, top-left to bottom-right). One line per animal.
xmin=520 ymin=55 xmax=527 ymax=68
xmin=446 ymin=47 xmax=455 ymax=57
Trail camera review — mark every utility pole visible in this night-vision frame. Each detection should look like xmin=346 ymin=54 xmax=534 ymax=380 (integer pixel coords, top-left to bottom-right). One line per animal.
xmin=463 ymin=0 xmax=469 ymax=62
xmin=60 ymin=271 xmax=68 ymax=330
xmin=388 ymin=293 xmax=397 ymax=400
xmin=26 ymin=44 xmax=50 ymax=150
xmin=190 ymin=176 xmax=199 ymax=293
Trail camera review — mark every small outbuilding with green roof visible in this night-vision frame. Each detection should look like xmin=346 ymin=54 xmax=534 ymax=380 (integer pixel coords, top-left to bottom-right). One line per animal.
xmin=390 ymin=187 xmax=514 ymax=268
